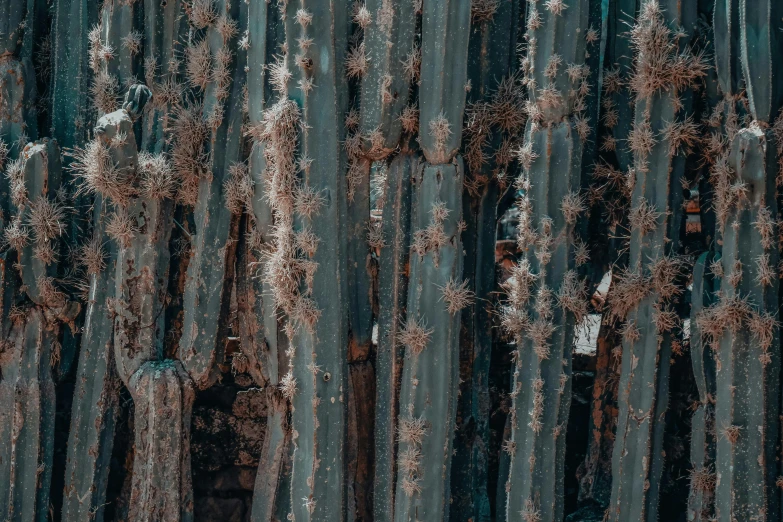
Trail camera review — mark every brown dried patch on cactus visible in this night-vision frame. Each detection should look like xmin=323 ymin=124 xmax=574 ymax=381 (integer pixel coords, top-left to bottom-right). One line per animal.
xmin=345 ymin=42 xmax=368 ymax=79
xmin=188 ymin=0 xmax=216 ymax=29
xmin=560 ymin=191 xmax=586 ymax=224
xmin=186 ymin=38 xmax=212 ymax=91
xmin=366 ymin=221 xmax=386 ymax=249
xmin=749 ymin=311 xmax=778 ymax=351
xmin=629 ymin=197 xmax=662 ymax=236
xmin=27 ymin=197 xmax=66 ymax=243
xmin=222 ymin=162 xmax=253 ymax=214
xmin=471 ymin=0 xmax=499 ymax=23
xmin=755 ymin=254 xmax=775 ymax=287
xmin=607 ymin=268 xmax=651 ymax=321
xmin=720 ymin=424 xmax=741 ymax=444
xmin=4 ymin=219 xmax=30 ymax=251
xmin=557 ymin=270 xmax=588 ymax=322
xmin=79 ymin=236 xmax=107 ymax=276
xmin=429 ymin=113 xmax=452 ymax=152
xmin=69 ymin=140 xmax=136 ymax=206
xmin=168 ymin=101 xmax=210 ymax=205
xmin=402 ymin=45 xmax=421 ymax=83
xmin=280 ymin=370 xmax=297 ymax=400
xmin=91 ymin=70 xmax=120 ymax=114
xmin=353 ymin=4 xmax=372 ymax=28
xmin=438 ymin=278 xmax=475 ymax=315
xmin=106 ymin=208 xmax=136 ymax=247
xmin=398 ymin=316 xmax=433 ymax=355
xmin=138 ymin=152 xmax=176 ymax=200
xmin=399 ymin=105 xmax=419 ymax=134
xmin=628 ymin=1 xmax=708 ymax=100
xmin=689 ymin=466 xmax=716 ymax=493
xmin=663 ymin=116 xmax=700 ymax=156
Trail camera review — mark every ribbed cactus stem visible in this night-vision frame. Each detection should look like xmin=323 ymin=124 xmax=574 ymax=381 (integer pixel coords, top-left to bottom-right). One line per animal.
xmin=0 ymin=308 xmax=57 ymax=521
xmin=738 ymin=0 xmax=783 ymax=123
xmin=178 ymin=0 xmax=246 ymax=389
xmin=608 ymin=3 xmax=703 ymax=520
xmin=392 ymin=159 xmax=464 ymax=521
xmin=419 ymin=0 xmax=471 ymax=164
xmin=502 ymin=1 xmax=591 ymax=520
xmin=373 ymin=152 xmax=416 ymax=522
xmin=687 ymin=252 xmax=719 ymax=522
xmin=357 ymin=0 xmax=416 ymax=157
xmin=51 ymin=0 xmax=99 ymax=148
xmin=283 ymin=0 xmax=350 ymax=518
xmin=705 ymin=125 xmax=781 ymax=522
xmin=127 ymin=359 xmax=195 ymax=521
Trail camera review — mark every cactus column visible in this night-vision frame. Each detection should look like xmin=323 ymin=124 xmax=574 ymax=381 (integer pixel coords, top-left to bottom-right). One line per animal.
xmin=501 ymin=1 xmax=591 ymax=520
xmin=607 ymin=2 xmax=703 ymax=520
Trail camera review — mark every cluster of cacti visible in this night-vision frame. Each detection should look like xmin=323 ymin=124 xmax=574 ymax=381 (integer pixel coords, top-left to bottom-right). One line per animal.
xmin=7 ymin=0 xmax=783 ymax=521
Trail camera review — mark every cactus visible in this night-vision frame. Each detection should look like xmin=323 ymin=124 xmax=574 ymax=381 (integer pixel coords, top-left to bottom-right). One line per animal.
xmin=127 ymin=359 xmax=195 ymax=520
xmin=177 ymin=0 xmax=246 ymax=390
xmin=0 ymin=308 xmax=57 ymax=521
xmin=698 ymin=125 xmax=781 ymax=521
xmin=607 ymin=2 xmax=704 ymax=520
xmin=687 ymin=251 xmax=719 ymax=521
xmin=392 ymin=159 xmax=465 ymax=521
xmin=500 ymin=1 xmax=591 ymax=520
xmin=373 ymin=152 xmax=416 ymax=522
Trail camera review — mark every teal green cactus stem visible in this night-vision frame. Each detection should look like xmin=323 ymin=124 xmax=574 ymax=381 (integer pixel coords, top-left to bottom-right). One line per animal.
xmin=504 ymin=120 xmax=585 ymax=522
xmin=50 ymin=0 xmax=100 ymax=149
xmin=392 ymin=159 xmax=464 ymax=521
xmin=140 ymin=0 xmax=189 ymax=152
xmin=418 ymin=0 xmax=471 ymax=164
xmin=0 ymin=308 xmax=57 ymax=521
xmin=100 ymin=0 xmax=140 ymax=96
xmin=687 ymin=251 xmax=720 ymax=522
xmin=178 ymin=0 xmax=246 ymax=389
xmin=709 ymin=126 xmax=780 ymax=521
xmin=601 ymin=0 xmax=640 ymax=171
xmin=126 ymin=359 xmax=195 ymax=520
xmin=713 ymin=0 xmax=742 ymax=98
xmin=607 ymin=2 xmax=703 ymax=518
xmin=281 ymin=0 xmax=350 ymax=519
xmin=357 ymin=0 xmax=416 ymax=157
xmin=0 ymin=0 xmax=27 ymax=58
xmin=0 ymin=59 xmax=30 ymax=161
xmin=737 ymin=0 xmax=783 ymax=123
xmin=373 ymin=152 xmax=416 ymax=522
xmin=250 ymin=388 xmax=291 ymax=521
xmin=13 ymin=139 xmax=64 ymax=308
xmin=62 ymin=208 xmax=120 ymax=522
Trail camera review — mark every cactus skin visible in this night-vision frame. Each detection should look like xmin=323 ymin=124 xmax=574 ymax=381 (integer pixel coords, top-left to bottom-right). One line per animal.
xmin=713 ymin=0 xmax=742 ymax=97
xmin=0 ymin=59 xmax=31 ymax=160
xmin=100 ymin=0 xmax=140 ymax=96
xmin=62 ymin=225 xmax=120 ymax=522
xmin=505 ymin=121 xmax=584 ymax=522
xmin=392 ymin=159 xmax=464 ymax=521
xmin=602 ymin=0 xmax=640 ymax=171
xmin=738 ymin=0 xmax=783 ymax=123
xmin=419 ymin=0 xmax=471 ymax=164
xmin=0 ymin=309 xmax=56 ymax=522
xmin=711 ymin=126 xmax=780 ymax=522
xmin=0 ymin=0 xmax=26 ymax=58
xmin=373 ymin=152 xmax=416 ymax=522
xmin=687 ymin=252 xmax=719 ymax=521
xmin=140 ymin=0 xmax=189 ymax=152
xmin=50 ymin=0 xmax=100 ymax=149
xmin=127 ymin=359 xmax=195 ymax=521
xmin=178 ymin=0 xmax=245 ymax=389
xmin=608 ymin=4 xmax=699 ymax=520
xmin=358 ymin=0 xmax=416 ymax=156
